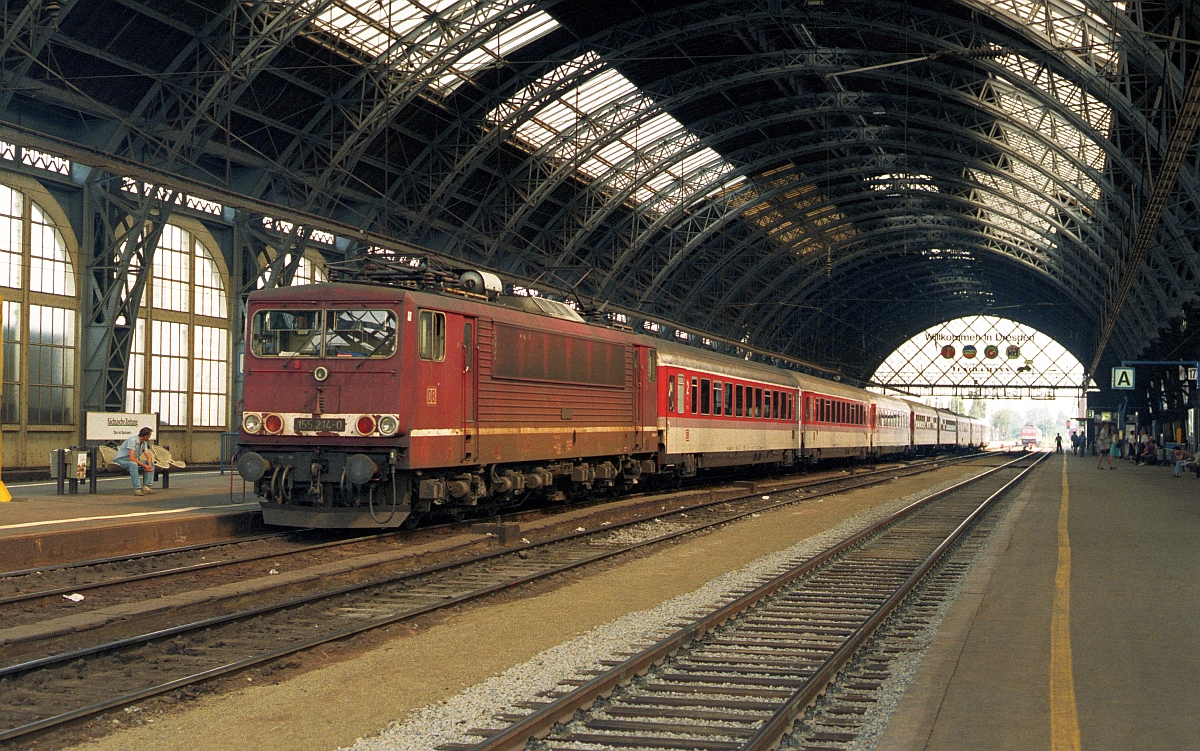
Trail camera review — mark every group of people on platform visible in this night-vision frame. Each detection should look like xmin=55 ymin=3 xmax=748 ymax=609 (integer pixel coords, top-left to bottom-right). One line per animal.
xmin=1058 ymin=424 xmax=1195 ymax=477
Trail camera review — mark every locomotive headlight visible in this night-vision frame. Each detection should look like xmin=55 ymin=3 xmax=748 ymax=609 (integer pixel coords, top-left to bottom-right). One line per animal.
xmin=242 ymin=413 xmax=262 ymax=434
xmin=264 ymin=413 xmax=284 ymax=434
xmin=378 ymin=415 xmax=398 ymax=436
xmin=356 ymin=415 xmax=377 ymax=435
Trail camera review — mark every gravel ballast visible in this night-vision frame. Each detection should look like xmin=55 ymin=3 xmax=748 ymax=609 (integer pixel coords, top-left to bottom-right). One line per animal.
xmin=340 ymin=473 xmax=983 ymax=751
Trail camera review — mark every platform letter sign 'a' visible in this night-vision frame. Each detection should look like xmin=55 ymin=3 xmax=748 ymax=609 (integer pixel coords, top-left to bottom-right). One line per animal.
xmin=1112 ymin=367 xmax=1135 ymax=390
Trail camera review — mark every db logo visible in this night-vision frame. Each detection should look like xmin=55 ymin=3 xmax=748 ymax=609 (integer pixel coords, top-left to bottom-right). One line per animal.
xmin=685 ymin=429 xmax=690 ymax=441
xmin=426 ymin=387 xmax=437 ymax=405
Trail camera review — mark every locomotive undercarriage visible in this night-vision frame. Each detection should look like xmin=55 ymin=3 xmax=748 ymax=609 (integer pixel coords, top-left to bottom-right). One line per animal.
xmin=237 ymin=447 xmax=659 ymax=528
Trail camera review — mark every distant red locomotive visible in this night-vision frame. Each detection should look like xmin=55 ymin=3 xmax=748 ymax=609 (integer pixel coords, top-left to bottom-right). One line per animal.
xmin=236 ymin=271 xmax=988 ymax=528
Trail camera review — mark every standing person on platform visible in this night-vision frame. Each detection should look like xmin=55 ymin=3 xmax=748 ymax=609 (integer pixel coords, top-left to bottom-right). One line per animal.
xmin=115 ymin=427 xmax=156 ymax=495
xmin=1055 ymin=433 xmax=1063 ymax=453
xmin=1096 ymin=424 xmax=1115 ymax=469
xmin=1173 ymin=445 xmax=1194 ymax=477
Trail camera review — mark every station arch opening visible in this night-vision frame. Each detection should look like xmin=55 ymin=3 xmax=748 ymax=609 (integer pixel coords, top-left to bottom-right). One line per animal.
xmin=871 ymin=316 xmax=1088 ymax=447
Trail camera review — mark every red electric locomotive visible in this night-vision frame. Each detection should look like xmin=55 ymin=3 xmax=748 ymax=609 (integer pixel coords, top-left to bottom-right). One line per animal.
xmin=237 ymin=274 xmax=661 ymax=527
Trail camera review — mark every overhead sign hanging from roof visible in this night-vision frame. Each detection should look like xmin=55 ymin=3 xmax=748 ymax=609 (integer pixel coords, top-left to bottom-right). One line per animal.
xmin=1111 ymin=367 xmax=1135 ymax=390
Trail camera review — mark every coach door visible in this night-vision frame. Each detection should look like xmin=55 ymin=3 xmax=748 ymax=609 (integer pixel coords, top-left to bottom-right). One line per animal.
xmin=462 ymin=318 xmax=477 ymax=462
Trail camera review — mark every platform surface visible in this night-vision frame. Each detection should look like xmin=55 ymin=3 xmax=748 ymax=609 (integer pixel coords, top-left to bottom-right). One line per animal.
xmin=0 ymin=470 xmax=262 ymax=569
xmin=878 ymin=452 xmax=1200 ymax=751
xmin=0 ymin=470 xmax=253 ymax=536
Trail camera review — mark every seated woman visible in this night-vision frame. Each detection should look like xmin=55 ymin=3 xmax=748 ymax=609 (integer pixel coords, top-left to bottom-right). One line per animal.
xmin=1138 ymin=438 xmax=1158 ymax=465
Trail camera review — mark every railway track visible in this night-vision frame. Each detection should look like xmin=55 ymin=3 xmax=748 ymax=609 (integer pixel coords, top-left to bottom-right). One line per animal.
xmin=453 ymin=451 xmax=1045 ymax=751
xmin=0 ymin=454 xmax=979 ymax=634
xmin=0 ymin=452 xmax=994 ymax=745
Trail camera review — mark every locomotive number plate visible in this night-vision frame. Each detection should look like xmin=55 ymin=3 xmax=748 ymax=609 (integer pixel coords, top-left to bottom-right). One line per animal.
xmin=294 ymin=417 xmax=346 ymax=432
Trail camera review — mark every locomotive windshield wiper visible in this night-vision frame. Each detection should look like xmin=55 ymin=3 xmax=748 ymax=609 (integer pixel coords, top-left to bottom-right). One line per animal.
xmin=355 ymin=330 xmax=393 ymax=368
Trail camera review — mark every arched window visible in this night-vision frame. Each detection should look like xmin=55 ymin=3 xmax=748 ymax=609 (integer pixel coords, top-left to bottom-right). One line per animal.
xmin=0 ymin=182 xmax=78 ymax=427
xmin=125 ymin=223 xmax=230 ymax=428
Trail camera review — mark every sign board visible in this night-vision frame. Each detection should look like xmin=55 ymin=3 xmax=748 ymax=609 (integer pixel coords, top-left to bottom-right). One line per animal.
xmin=85 ymin=412 xmax=158 ymax=442
xmin=1111 ymin=367 xmax=1135 ymax=390
xmin=1086 ymin=409 xmax=1095 ymax=419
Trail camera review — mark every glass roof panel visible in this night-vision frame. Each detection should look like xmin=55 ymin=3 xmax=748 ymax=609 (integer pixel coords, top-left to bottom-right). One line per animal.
xmin=983 ymin=0 xmax=1125 ymax=71
xmin=487 ymin=52 xmax=734 ymax=212
xmin=965 ymin=49 xmax=1113 ymax=253
xmin=311 ymin=0 xmax=558 ymax=92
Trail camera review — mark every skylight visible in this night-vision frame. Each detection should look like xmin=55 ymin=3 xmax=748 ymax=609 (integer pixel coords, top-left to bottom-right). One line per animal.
xmin=731 ymin=164 xmax=856 ymax=257
xmin=487 ymin=51 xmax=734 ymax=212
xmin=985 ymin=0 xmax=1125 ymax=72
xmin=870 ymin=173 xmax=940 ymax=194
xmin=311 ymin=0 xmax=559 ymax=93
xmin=963 ymin=5 xmax=1117 ymax=253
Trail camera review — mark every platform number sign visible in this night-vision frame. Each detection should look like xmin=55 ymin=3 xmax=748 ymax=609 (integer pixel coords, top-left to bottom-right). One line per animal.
xmin=1111 ymin=367 xmax=1135 ymax=390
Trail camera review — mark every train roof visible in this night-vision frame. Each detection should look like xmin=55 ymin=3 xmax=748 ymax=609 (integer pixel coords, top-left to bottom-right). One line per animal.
xmin=655 ymin=342 xmax=798 ymax=388
xmin=249 ymin=282 xmax=984 ymax=416
xmin=247 ymin=282 xmax=407 ymax=303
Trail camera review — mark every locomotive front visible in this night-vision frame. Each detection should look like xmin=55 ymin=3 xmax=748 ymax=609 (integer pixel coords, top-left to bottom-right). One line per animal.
xmin=236 ymin=284 xmax=410 ymax=527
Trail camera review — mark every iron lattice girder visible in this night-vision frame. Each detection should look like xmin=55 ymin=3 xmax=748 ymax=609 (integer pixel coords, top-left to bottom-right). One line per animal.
xmin=517 ymin=82 xmax=1130 ymax=283
xmin=435 ymin=46 xmax=1130 ymax=261
xmin=80 ymin=175 xmax=178 ymax=412
xmin=393 ymin=0 xmax=1142 ymax=254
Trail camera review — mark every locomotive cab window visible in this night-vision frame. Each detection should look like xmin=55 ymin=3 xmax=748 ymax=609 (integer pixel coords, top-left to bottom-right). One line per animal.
xmin=647 ymin=349 xmax=657 ymax=382
xmin=418 ymin=310 xmax=446 ymax=361
xmin=326 ymin=309 xmax=397 ymax=358
xmin=251 ymin=310 xmax=322 ymax=357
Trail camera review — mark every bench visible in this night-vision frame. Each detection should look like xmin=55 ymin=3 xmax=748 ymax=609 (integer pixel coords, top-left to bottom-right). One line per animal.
xmin=97 ymin=444 xmax=186 ymax=488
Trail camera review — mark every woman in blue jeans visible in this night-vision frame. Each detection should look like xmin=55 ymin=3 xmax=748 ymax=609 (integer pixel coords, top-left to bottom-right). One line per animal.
xmin=114 ymin=427 xmax=156 ymax=495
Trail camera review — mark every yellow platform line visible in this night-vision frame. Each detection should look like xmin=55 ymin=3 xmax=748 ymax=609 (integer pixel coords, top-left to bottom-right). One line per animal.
xmin=1050 ymin=456 xmax=1081 ymax=751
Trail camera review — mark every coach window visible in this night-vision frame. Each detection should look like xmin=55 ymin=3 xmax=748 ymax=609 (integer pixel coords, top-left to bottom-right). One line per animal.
xmin=763 ymin=390 xmax=771 ymax=420
xmin=667 ymin=375 xmax=675 ymax=412
xmin=124 ymin=221 xmax=230 ymax=431
xmin=676 ymin=375 xmax=684 ymax=413
xmin=691 ymin=377 xmax=698 ymax=414
xmin=752 ymin=388 xmax=760 ymax=418
xmin=699 ymin=378 xmax=710 ymax=414
xmin=713 ymin=381 xmax=722 ymax=415
xmin=735 ymin=384 xmax=743 ymax=416
xmin=418 ymin=310 xmax=446 ymax=361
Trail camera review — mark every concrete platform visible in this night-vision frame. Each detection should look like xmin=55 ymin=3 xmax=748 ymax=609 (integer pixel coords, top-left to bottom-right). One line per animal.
xmin=878 ymin=452 xmax=1200 ymax=751
xmin=0 ymin=470 xmax=262 ymax=570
